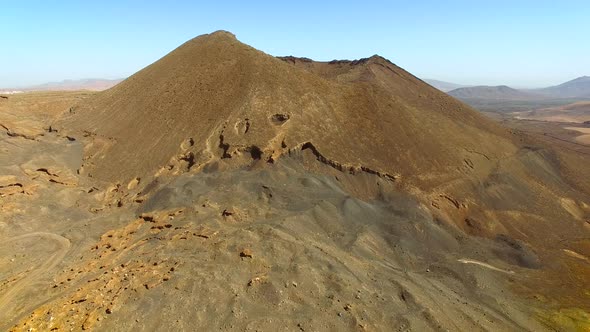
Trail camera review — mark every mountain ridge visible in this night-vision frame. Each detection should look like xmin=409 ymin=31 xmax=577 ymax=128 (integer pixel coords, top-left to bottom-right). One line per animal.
xmin=448 ymin=85 xmax=544 ymax=100
xmin=55 ymin=30 xmax=514 ymax=187
xmin=435 ymin=76 xmax=590 ymax=100
xmin=534 ymin=75 xmax=590 ymax=98
xmin=424 ymin=79 xmax=470 ymax=92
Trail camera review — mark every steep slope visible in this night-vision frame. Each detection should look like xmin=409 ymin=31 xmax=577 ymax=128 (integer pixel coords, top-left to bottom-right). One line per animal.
xmin=448 ymin=85 xmax=543 ymax=100
xmin=55 ymin=31 xmax=516 ymax=190
xmin=535 ymin=76 xmax=590 ymax=98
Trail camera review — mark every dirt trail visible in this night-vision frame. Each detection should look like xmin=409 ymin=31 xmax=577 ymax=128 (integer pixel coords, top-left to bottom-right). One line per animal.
xmin=0 ymin=232 xmax=71 ymax=323
xmin=458 ymin=258 xmax=515 ymax=274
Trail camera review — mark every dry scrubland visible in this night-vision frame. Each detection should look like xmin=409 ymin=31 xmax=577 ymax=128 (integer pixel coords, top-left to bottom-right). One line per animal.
xmin=1 ymin=32 xmax=590 ymax=331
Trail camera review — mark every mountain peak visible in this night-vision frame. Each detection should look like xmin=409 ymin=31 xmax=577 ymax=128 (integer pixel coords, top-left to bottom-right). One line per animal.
xmin=206 ymin=30 xmax=237 ymax=39
xmin=536 ymin=75 xmax=590 ymax=98
xmin=180 ymin=30 xmax=241 ymax=51
xmin=571 ymin=75 xmax=590 ymax=82
xmin=54 ymin=31 xmax=510 ymax=184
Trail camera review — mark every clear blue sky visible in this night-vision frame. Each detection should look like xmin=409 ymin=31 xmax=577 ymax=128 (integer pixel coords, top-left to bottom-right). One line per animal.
xmin=1 ymin=0 xmax=588 ymax=88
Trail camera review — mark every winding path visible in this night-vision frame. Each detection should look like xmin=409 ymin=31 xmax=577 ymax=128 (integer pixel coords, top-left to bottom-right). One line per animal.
xmin=0 ymin=232 xmax=71 ymax=326
xmin=458 ymin=258 xmax=515 ymax=274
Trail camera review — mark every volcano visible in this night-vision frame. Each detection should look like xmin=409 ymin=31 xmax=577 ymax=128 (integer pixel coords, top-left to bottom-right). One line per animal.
xmin=2 ymin=31 xmax=589 ymax=331
xmin=55 ymin=31 xmax=514 ymax=187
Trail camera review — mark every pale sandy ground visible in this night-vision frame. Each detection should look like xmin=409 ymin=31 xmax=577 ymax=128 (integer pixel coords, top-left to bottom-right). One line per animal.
xmin=514 ymin=114 xmax=590 ymax=123
xmin=565 ymin=126 xmax=590 ymax=144
xmin=513 ymin=101 xmax=590 ymax=124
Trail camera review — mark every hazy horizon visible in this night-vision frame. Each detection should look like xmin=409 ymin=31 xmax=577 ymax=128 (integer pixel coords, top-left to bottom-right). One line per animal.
xmin=2 ymin=75 xmax=587 ymax=92
xmin=1 ymin=1 xmax=589 ymax=88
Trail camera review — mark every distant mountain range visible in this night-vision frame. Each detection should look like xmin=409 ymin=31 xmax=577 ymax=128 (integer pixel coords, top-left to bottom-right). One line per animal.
xmin=533 ymin=76 xmax=590 ymax=98
xmin=423 ymin=79 xmax=470 ymax=92
xmin=429 ymin=76 xmax=590 ymax=101
xmin=447 ymin=85 xmax=542 ymax=100
xmin=4 ymin=76 xmax=588 ymax=101
xmin=0 ymin=78 xmax=122 ymax=93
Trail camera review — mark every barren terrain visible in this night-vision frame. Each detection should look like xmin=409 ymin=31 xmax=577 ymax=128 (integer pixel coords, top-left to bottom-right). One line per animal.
xmin=1 ymin=32 xmax=589 ymax=331
xmin=514 ymin=101 xmax=590 ymax=124
xmin=564 ymin=127 xmax=590 ymax=144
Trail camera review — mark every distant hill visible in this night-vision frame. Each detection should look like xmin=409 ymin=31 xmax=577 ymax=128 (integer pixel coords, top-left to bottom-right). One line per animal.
xmin=1 ymin=78 xmax=122 ymax=92
xmin=534 ymin=76 xmax=590 ymax=98
xmin=448 ymin=85 xmax=543 ymax=100
xmin=423 ymin=79 xmax=469 ymax=92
